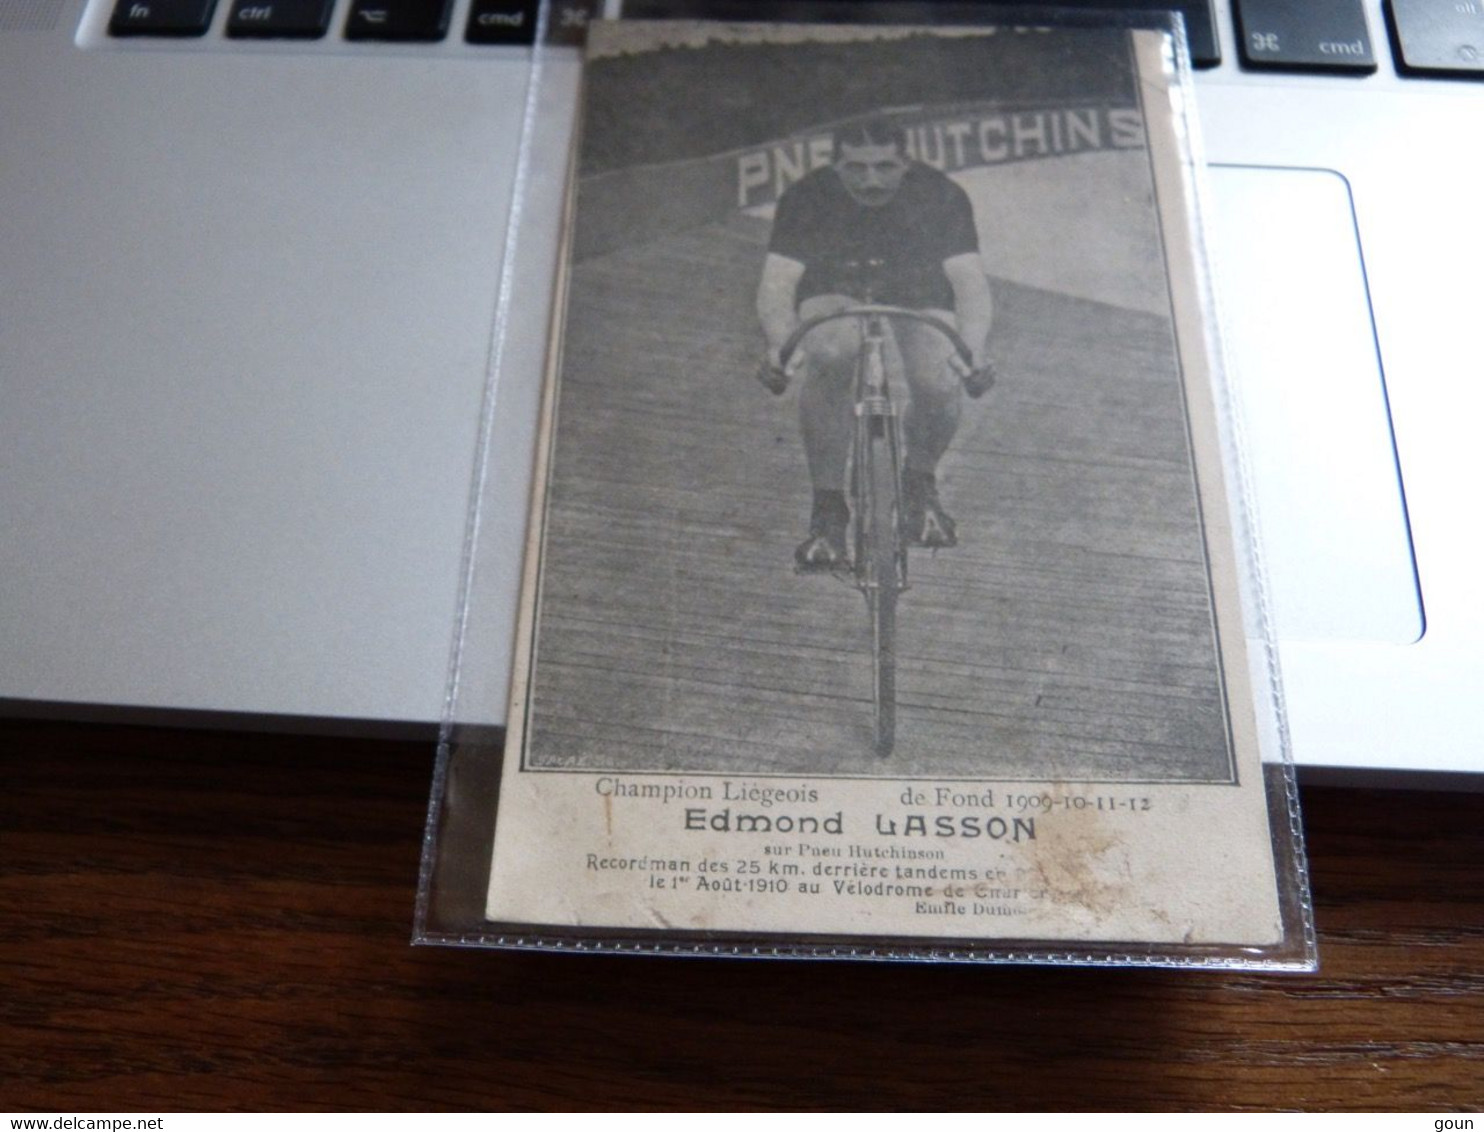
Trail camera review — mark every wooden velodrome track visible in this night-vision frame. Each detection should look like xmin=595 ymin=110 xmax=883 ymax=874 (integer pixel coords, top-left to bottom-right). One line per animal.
xmin=521 ymin=214 xmax=1231 ymax=782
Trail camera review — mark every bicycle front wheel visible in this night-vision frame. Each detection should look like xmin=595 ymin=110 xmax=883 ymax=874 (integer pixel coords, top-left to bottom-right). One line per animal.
xmin=862 ymin=424 xmax=902 ymax=758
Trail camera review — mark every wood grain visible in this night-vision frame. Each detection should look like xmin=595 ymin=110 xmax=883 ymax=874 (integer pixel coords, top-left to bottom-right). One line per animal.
xmin=3 ymin=718 xmax=1481 ymax=1111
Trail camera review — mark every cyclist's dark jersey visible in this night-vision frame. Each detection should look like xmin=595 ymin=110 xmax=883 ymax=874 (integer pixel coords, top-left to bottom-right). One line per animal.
xmin=768 ymin=163 xmax=979 ymax=311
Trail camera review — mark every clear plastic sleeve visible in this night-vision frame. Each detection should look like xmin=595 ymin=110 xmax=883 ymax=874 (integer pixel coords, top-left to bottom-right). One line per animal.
xmin=416 ymin=0 xmax=1317 ymax=969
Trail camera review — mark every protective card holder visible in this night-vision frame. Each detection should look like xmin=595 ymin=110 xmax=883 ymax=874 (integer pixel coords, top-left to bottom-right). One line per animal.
xmin=416 ymin=0 xmax=1317 ymax=969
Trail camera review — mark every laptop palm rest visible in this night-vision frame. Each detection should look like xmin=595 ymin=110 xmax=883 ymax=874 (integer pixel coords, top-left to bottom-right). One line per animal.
xmin=1205 ymin=165 xmax=1421 ymax=646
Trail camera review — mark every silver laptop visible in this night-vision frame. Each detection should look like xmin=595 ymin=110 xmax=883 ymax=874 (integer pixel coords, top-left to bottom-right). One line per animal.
xmin=2 ymin=0 xmax=1479 ymax=782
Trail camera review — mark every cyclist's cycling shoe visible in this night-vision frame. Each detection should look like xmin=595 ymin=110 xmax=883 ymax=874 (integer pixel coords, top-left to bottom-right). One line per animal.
xmin=961 ymin=359 xmax=997 ymax=400
xmin=903 ymin=470 xmax=958 ymax=549
xmin=795 ymin=493 xmax=850 ymax=572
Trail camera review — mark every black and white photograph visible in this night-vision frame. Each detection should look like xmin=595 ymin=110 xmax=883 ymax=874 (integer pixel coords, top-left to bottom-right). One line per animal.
xmin=520 ymin=21 xmax=1233 ymax=783
xmin=486 ymin=20 xmax=1285 ymax=946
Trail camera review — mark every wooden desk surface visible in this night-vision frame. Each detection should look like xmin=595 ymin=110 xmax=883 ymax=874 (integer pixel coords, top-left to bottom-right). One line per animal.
xmin=4 ymin=719 xmax=1481 ymax=1112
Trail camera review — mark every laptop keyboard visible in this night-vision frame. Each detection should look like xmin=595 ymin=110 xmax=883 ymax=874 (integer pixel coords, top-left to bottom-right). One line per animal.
xmin=97 ymin=0 xmax=1484 ymax=76
xmin=107 ymin=0 xmax=547 ymax=40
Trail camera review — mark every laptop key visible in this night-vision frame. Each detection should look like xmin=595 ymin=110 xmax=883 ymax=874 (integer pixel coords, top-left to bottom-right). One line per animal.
xmin=1387 ymin=0 xmax=1484 ymax=77
xmin=227 ymin=0 xmax=333 ymax=37
xmin=345 ymin=0 xmax=452 ymax=40
xmin=108 ymin=0 xmax=216 ymax=35
xmin=466 ymin=0 xmax=537 ymax=43
xmin=1234 ymin=0 xmax=1377 ymax=73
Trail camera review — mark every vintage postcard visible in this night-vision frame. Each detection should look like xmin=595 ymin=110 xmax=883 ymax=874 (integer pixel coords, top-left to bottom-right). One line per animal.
xmin=485 ymin=19 xmax=1285 ymax=947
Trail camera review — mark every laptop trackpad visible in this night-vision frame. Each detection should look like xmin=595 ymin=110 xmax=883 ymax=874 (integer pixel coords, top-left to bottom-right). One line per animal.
xmin=1206 ymin=166 xmax=1421 ymax=644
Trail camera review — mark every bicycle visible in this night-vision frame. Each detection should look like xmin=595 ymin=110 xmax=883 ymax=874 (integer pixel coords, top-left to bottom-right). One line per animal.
xmin=768 ymin=302 xmax=990 ymax=757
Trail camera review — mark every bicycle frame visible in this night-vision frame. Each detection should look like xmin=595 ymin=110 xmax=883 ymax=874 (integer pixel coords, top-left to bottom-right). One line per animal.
xmin=779 ymin=306 xmax=972 ymax=757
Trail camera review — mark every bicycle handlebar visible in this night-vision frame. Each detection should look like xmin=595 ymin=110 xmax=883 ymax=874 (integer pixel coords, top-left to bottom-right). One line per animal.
xmin=778 ymin=305 xmax=974 ymax=371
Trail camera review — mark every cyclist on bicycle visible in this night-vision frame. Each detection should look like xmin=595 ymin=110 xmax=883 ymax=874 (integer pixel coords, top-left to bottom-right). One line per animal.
xmin=757 ymin=116 xmax=995 ymax=571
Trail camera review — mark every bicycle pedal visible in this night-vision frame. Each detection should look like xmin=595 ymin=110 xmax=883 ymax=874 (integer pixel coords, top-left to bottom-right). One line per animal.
xmin=914 ymin=519 xmax=957 ymax=549
xmin=794 ymin=531 xmax=850 ymax=572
